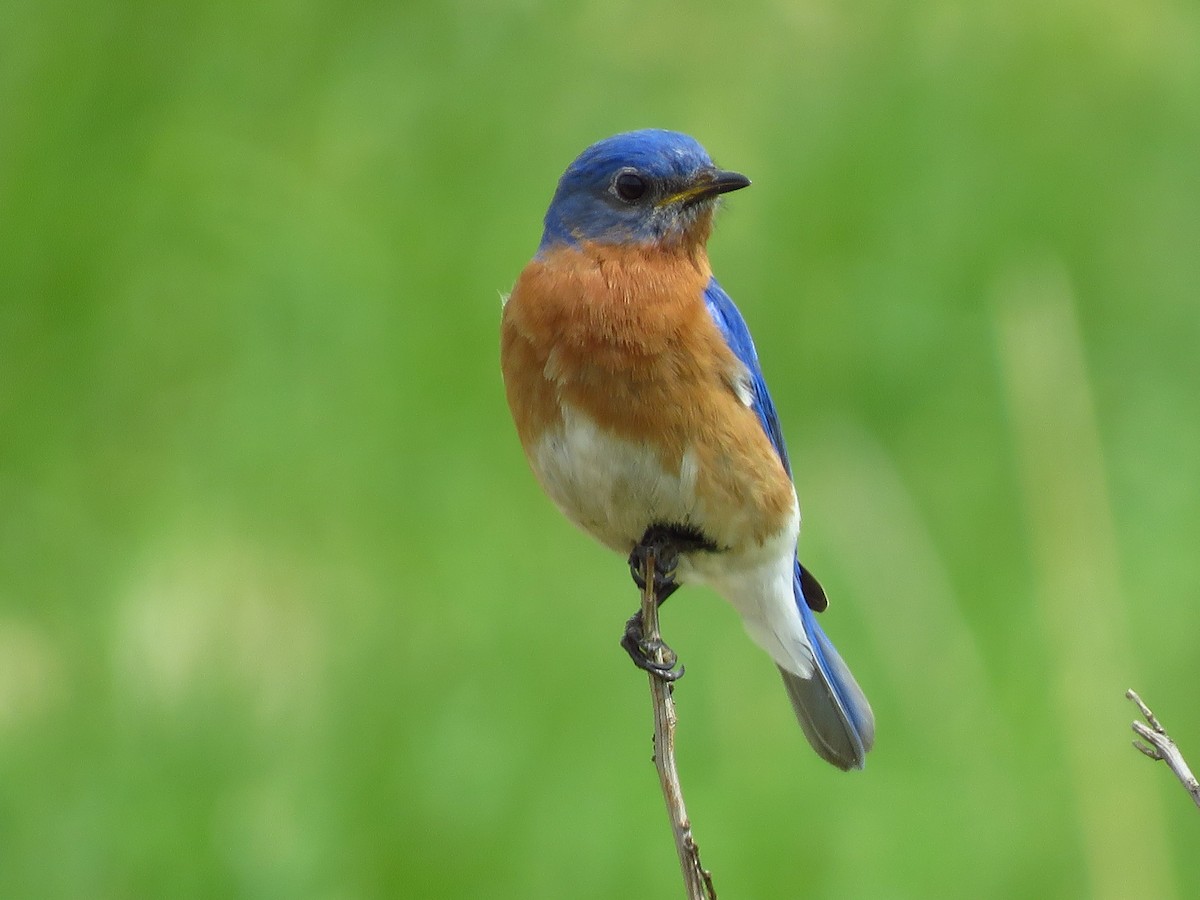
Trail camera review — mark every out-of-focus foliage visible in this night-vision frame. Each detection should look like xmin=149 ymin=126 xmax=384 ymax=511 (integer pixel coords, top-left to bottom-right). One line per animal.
xmin=2 ymin=0 xmax=1198 ymax=896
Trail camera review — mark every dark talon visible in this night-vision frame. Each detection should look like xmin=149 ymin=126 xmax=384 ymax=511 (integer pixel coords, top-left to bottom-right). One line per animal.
xmin=628 ymin=523 xmax=716 ymax=600
xmin=621 ymin=612 xmax=686 ymax=682
xmin=628 ymin=545 xmax=680 ymax=604
xmin=621 ymin=524 xmax=716 ymax=682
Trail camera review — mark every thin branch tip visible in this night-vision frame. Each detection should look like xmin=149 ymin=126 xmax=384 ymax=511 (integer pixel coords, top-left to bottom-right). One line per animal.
xmin=1126 ymin=689 xmax=1162 ymax=730
xmin=1132 ymin=740 xmax=1160 ymax=760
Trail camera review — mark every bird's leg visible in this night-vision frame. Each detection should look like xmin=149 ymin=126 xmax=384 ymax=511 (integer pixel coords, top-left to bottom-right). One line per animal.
xmin=621 ymin=524 xmax=713 ymax=682
xmin=627 ymin=525 xmax=684 ymax=603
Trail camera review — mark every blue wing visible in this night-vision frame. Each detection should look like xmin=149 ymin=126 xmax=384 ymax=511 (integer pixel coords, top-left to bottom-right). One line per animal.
xmin=703 ymin=277 xmax=874 ymax=770
xmin=703 ymin=278 xmax=792 ymax=476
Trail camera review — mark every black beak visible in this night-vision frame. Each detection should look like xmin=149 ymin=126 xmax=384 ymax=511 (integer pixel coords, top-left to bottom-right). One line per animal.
xmin=667 ymin=167 xmax=751 ymax=208
xmin=708 ymin=168 xmax=752 ymax=195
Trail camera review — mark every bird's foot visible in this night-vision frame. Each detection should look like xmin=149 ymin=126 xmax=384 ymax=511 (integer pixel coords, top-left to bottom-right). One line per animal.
xmin=627 ymin=523 xmax=713 ymax=601
xmin=621 ymin=611 xmax=685 ymax=682
xmin=621 ymin=524 xmax=715 ymax=682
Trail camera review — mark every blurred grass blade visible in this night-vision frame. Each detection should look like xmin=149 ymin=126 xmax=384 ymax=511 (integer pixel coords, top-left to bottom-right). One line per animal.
xmin=994 ymin=261 xmax=1174 ymax=900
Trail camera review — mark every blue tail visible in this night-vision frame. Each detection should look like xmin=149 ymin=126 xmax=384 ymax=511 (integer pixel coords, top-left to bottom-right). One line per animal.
xmin=777 ymin=562 xmax=875 ymax=770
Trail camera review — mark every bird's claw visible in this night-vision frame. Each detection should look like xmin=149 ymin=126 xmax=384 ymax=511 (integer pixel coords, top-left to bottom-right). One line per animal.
xmin=629 ymin=524 xmax=704 ymax=603
xmin=621 ymin=525 xmax=713 ymax=682
xmin=621 ymin=612 xmax=686 ymax=682
xmin=628 ymin=543 xmax=679 ymax=601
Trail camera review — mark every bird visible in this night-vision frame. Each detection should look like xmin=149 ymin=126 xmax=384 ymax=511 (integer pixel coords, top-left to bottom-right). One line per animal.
xmin=499 ymin=129 xmax=875 ymax=770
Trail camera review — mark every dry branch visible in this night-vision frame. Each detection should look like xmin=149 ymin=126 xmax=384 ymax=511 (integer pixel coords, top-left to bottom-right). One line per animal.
xmin=1127 ymin=689 xmax=1200 ymax=810
xmin=639 ymin=549 xmax=717 ymax=899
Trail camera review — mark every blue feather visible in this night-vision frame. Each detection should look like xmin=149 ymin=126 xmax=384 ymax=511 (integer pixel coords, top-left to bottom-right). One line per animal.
xmin=703 ymin=279 xmax=792 ymax=474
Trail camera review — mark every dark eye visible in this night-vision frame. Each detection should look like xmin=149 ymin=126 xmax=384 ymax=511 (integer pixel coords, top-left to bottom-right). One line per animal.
xmin=613 ymin=171 xmax=647 ymax=202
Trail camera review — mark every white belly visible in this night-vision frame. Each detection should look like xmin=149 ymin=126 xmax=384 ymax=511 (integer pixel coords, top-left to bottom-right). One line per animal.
xmin=531 ymin=404 xmax=701 ymax=552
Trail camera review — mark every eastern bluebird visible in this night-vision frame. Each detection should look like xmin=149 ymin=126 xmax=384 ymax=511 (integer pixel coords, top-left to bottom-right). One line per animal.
xmin=500 ymin=129 xmax=875 ymax=770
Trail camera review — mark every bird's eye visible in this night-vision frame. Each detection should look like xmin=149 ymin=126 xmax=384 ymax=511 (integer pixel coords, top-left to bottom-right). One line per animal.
xmin=613 ymin=171 xmax=647 ymax=202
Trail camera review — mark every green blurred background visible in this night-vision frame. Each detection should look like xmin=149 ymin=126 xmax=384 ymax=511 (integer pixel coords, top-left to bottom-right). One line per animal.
xmin=3 ymin=0 xmax=1199 ymax=896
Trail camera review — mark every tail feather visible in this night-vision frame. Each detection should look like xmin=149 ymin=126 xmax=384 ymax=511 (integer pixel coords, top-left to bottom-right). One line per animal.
xmin=780 ymin=564 xmax=875 ymax=770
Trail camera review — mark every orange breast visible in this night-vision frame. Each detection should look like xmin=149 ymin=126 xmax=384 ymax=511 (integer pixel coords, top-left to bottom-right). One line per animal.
xmin=500 ymin=241 xmax=795 ymax=550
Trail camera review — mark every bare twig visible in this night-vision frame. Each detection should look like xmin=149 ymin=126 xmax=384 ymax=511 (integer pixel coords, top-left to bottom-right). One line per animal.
xmin=1127 ymin=689 xmax=1200 ymax=810
xmin=640 ymin=550 xmax=717 ymax=899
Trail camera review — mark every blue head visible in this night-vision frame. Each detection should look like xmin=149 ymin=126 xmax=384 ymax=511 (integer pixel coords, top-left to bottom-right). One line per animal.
xmin=539 ymin=129 xmax=750 ymax=251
